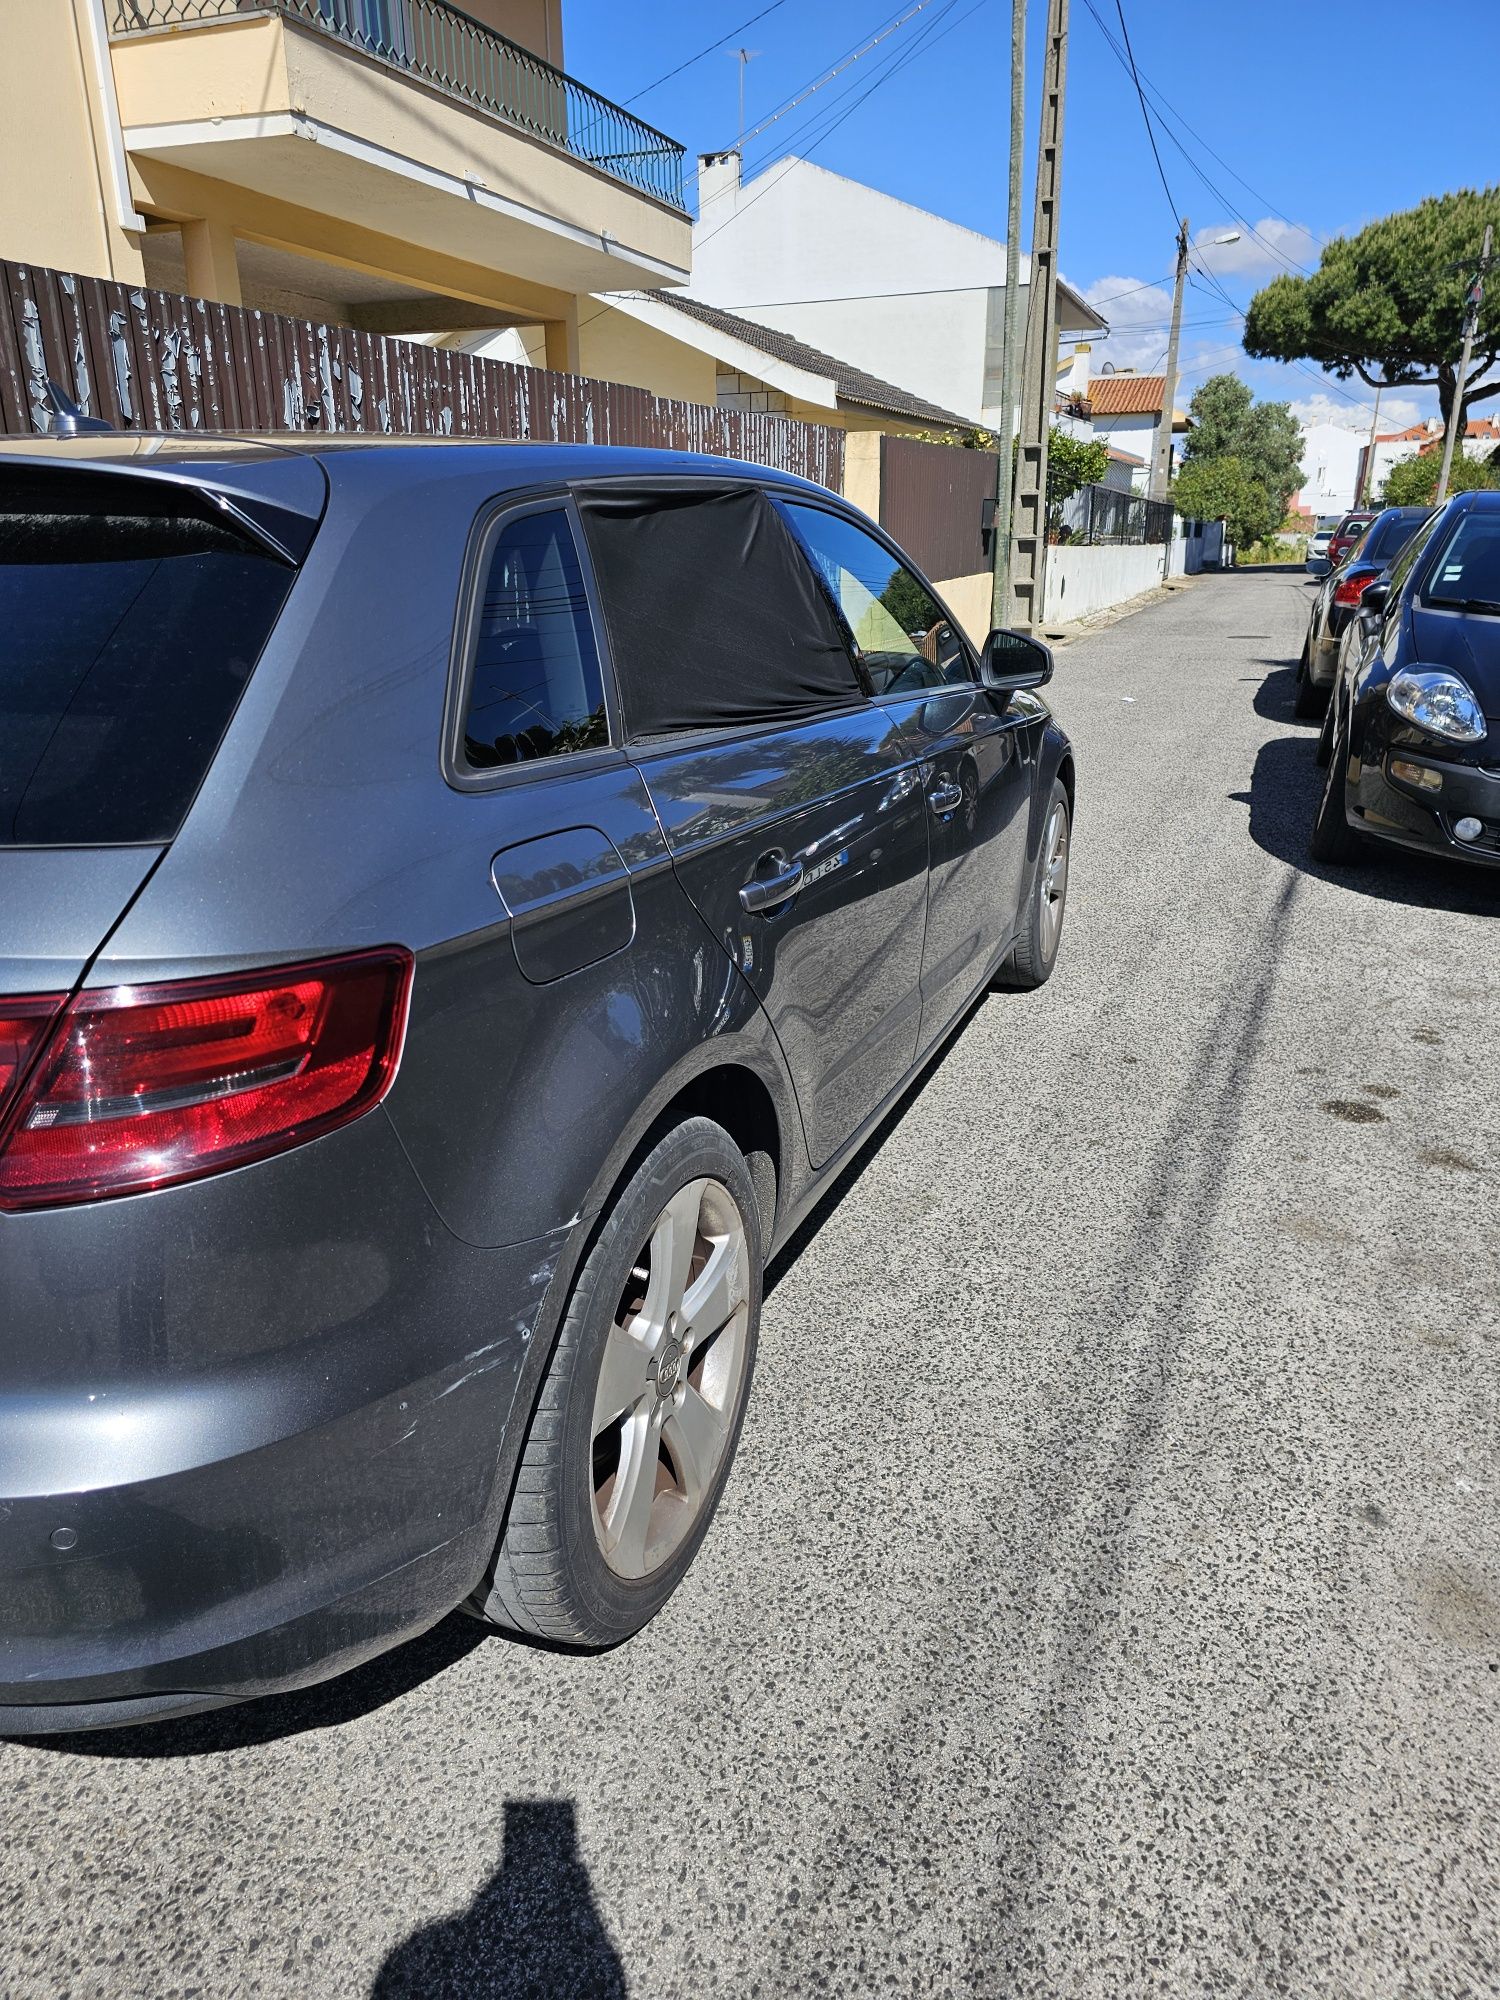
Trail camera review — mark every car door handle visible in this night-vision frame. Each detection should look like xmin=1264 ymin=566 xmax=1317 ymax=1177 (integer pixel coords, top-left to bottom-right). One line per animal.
xmin=739 ymin=859 xmax=804 ymax=914
xmin=927 ymin=778 xmax=963 ymax=817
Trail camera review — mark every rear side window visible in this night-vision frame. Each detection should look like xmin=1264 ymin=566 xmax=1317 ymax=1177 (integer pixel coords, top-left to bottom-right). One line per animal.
xmin=462 ymin=507 xmax=606 ymax=768
xmin=575 ymin=483 xmax=863 ymax=738
xmin=0 ymin=468 xmax=295 ymax=845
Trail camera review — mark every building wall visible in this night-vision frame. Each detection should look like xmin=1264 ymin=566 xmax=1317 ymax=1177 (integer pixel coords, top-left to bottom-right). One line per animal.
xmin=574 ymin=307 xmax=717 ymax=402
xmin=0 ymin=0 xmax=146 ymax=285
xmin=689 ymin=155 xmax=1017 ymax=430
xmin=1295 ymin=421 xmax=1364 ymax=518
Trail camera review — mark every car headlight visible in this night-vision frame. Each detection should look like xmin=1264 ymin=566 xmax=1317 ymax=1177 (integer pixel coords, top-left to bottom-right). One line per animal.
xmin=1385 ymin=669 xmax=1487 ymax=744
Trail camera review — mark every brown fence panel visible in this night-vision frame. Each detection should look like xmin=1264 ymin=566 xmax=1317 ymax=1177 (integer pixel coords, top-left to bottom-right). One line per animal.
xmin=878 ymin=433 xmax=998 ymax=582
xmin=0 ymin=256 xmax=845 ymax=491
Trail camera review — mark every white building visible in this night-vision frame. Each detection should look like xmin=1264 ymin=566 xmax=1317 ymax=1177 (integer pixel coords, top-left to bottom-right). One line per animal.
xmin=1053 ymin=346 xmax=1187 ymax=493
xmin=685 ymin=152 xmax=1105 ymax=430
xmin=1292 ymin=421 xmax=1366 ymax=520
xmin=1356 ymin=418 xmax=1500 ymax=501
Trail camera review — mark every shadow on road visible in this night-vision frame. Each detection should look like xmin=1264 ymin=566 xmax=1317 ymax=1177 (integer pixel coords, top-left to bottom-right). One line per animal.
xmin=1237 ymin=665 xmax=1500 ymax=917
xmin=371 ymin=1800 xmax=625 ymax=2000
xmin=21 ymin=1611 xmax=490 ymax=1759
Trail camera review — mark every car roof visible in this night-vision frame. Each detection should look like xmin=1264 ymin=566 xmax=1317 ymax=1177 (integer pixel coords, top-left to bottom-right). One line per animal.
xmin=0 ymin=432 xmax=835 ymax=501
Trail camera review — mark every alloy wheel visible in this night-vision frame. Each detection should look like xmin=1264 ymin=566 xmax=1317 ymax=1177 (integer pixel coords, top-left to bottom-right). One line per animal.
xmin=1038 ymin=800 xmax=1070 ymax=959
xmin=590 ymin=1178 xmax=751 ymax=1581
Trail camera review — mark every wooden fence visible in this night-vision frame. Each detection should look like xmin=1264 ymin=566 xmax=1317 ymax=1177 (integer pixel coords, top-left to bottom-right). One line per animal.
xmin=878 ymin=431 xmax=998 ymax=582
xmin=0 ymin=258 xmax=845 ymax=491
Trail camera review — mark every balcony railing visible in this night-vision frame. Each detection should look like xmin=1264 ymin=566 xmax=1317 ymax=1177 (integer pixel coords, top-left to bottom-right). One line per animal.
xmin=110 ymin=0 xmax=687 ymax=209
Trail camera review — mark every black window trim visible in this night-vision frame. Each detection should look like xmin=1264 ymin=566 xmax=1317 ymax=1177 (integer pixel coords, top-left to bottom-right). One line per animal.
xmin=771 ymin=490 xmax=984 ymax=704
xmin=441 ymin=487 xmax=626 ymax=795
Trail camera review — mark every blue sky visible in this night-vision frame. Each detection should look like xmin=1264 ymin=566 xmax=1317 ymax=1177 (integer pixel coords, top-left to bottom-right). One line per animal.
xmin=570 ymin=0 xmax=1499 ymax=436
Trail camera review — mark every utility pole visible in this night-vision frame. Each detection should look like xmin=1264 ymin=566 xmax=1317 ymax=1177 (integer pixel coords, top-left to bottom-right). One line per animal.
xmin=1434 ymin=221 xmax=1493 ymax=507
xmin=1149 ymin=217 xmax=1190 ymax=503
xmin=1004 ymin=0 xmax=1069 ymax=633
xmin=989 ymin=0 xmax=1026 ymax=632
xmin=1359 ymin=384 xmax=1382 ymax=507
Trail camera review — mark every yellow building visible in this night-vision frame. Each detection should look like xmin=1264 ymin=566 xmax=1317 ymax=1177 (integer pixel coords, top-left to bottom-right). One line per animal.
xmin=0 ymin=0 xmax=691 ymax=372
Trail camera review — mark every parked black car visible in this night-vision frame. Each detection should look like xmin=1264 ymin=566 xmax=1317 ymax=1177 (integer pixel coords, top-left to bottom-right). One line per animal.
xmin=0 ymin=435 xmax=1075 ymax=1733
xmin=1312 ymin=488 xmax=1500 ymax=868
xmin=1295 ymin=505 xmax=1430 ymax=716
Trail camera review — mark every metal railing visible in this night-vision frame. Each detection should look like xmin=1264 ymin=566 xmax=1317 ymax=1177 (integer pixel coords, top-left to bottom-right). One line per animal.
xmin=109 ymin=0 xmax=687 ymax=208
xmin=1059 ymin=482 xmax=1175 ymax=547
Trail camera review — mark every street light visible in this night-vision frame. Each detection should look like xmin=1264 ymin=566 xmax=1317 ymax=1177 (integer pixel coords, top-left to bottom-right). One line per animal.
xmin=1149 ymin=225 xmax=1241 ymax=501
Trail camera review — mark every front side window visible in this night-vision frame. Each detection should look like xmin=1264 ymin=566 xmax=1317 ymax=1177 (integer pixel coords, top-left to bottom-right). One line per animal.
xmin=782 ymin=505 xmax=971 ymax=696
xmin=1383 ymin=511 xmax=1442 ymax=608
xmin=1421 ymin=512 xmax=1500 ymax=611
xmin=462 ymin=508 xmax=607 ymax=769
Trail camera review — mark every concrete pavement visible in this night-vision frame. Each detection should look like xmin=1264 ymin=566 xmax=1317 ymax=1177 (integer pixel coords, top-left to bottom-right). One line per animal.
xmin=3 ymin=569 xmax=1497 ymax=1999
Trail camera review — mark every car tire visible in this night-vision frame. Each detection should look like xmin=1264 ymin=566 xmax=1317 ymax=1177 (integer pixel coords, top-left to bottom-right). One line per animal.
xmin=1309 ymin=696 xmax=1363 ymax=866
xmin=472 ymin=1117 xmax=763 ymax=1648
xmin=995 ymin=778 xmax=1070 ymax=990
xmin=1293 ymin=638 xmax=1324 ymax=719
xmin=1314 ymin=691 xmax=1336 ymax=767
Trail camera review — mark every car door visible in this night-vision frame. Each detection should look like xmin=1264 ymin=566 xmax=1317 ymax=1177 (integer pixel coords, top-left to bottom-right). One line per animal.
xmin=778 ymin=499 xmax=1034 ymax=1047
xmin=573 ymin=480 xmax=931 ymax=1170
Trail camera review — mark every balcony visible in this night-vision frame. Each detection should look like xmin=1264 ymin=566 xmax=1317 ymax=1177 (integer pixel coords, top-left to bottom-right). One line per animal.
xmin=104 ymin=0 xmax=691 ymax=350
xmin=110 ymin=0 xmax=686 ymax=209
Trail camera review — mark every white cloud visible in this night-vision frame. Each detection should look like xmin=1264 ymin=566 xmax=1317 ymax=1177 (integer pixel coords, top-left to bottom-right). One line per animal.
xmin=1190 ymin=219 xmax=1322 ymax=277
xmin=1287 ymin=390 xmax=1427 ymax=433
xmin=1079 ymin=274 xmax=1177 ymax=374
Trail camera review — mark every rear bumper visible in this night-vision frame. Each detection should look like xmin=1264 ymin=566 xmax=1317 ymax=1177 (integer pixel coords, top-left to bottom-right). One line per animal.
xmin=0 ymin=1111 xmax=565 ymax=1731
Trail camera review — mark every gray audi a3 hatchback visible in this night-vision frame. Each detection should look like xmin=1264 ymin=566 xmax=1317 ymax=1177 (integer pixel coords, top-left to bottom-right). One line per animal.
xmin=0 ymin=435 xmax=1074 ymax=1732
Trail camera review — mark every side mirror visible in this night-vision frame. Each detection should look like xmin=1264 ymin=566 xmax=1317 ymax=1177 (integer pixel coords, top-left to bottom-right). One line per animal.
xmin=1362 ymin=582 xmax=1390 ymax=615
xmin=982 ymin=627 xmax=1054 ymax=691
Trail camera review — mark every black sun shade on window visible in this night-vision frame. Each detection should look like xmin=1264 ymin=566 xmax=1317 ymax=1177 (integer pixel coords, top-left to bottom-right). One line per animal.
xmin=574 ymin=483 xmax=864 ymax=738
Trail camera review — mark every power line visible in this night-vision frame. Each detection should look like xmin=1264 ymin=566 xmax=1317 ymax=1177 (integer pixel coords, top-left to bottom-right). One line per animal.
xmin=565 ymin=0 xmax=988 ymax=349
xmin=621 ymin=1 xmax=788 ymax=108
xmin=1108 ymin=0 xmax=1180 ymax=225
xmin=1084 ymin=0 xmax=1317 ymax=281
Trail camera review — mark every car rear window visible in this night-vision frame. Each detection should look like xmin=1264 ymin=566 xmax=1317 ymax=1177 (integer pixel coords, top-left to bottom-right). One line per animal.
xmin=0 ymin=468 xmax=296 ymax=845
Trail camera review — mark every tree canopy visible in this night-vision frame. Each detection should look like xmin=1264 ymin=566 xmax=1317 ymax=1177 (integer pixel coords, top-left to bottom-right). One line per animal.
xmin=1180 ymin=374 xmax=1304 ymax=515
xmin=1172 ymin=456 xmax=1279 ymax=550
xmin=1381 ymin=449 xmax=1500 ymax=507
xmin=1243 ymin=187 xmax=1500 ymax=429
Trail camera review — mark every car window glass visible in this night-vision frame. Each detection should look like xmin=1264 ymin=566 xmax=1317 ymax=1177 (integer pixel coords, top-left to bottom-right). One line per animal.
xmin=574 ymin=484 xmax=864 ymax=738
xmin=0 ymin=467 xmax=295 ymax=844
xmin=1421 ymin=514 xmax=1500 ymax=608
xmin=463 ymin=507 xmax=606 ymax=768
xmin=1383 ymin=512 xmax=1441 ymax=606
xmin=1367 ymin=515 xmax=1419 ymax=562
xmin=781 ymin=504 xmax=972 ymax=696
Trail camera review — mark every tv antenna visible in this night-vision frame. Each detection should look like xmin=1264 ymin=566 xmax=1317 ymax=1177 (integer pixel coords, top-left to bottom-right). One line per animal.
xmin=730 ymin=47 xmax=760 ymax=151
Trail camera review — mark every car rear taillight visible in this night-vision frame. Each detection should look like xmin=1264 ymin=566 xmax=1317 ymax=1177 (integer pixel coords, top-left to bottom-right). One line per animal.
xmin=0 ymin=949 xmax=412 ymax=1210
xmin=0 ymin=999 xmax=65 ymax=1116
xmin=1333 ymin=571 xmax=1377 ymax=608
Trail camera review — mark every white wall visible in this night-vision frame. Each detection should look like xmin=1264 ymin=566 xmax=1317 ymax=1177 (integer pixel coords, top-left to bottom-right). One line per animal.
xmin=688 ymin=154 xmax=1100 ymax=431
xmin=1041 ymin=541 xmax=1173 ymax=624
xmin=1295 ymin=421 xmax=1365 ymax=517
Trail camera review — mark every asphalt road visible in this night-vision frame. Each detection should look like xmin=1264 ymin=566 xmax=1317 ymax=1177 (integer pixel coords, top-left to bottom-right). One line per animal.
xmin=4 ymin=569 xmax=1498 ymax=2000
